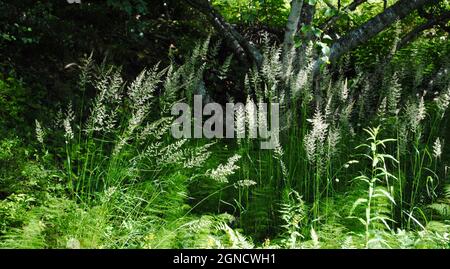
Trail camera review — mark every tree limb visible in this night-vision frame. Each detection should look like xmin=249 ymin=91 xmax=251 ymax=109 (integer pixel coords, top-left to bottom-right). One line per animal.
xmin=184 ymin=0 xmax=262 ymax=67
xmin=328 ymin=0 xmax=440 ymax=64
xmin=397 ymin=10 xmax=450 ymax=49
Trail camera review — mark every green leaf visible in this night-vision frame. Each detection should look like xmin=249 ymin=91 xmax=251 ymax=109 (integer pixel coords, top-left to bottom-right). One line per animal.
xmin=324 ymin=8 xmax=337 ymax=17
xmin=322 ymin=34 xmax=333 ymax=41
xmin=376 ymin=188 xmax=396 ymax=205
xmin=350 ymin=198 xmax=368 ymax=215
xmin=312 ymin=27 xmax=322 ymax=38
xmin=301 ymin=25 xmax=312 ymax=34
xmin=321 ymin=45 xmax=330 ymax=56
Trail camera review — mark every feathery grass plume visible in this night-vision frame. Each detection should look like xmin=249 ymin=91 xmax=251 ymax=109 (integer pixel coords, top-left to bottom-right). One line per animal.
xmin=272 ymin=130 xmax=288 ymax=180
xmin=207 ymin=154 xmax=241 ymax=183
xmin=282 ymin=46 xmax=296 ymax=82
xmin=386 ymin=72 xmax=402 ymax=115
xmin=257 ymin=102 xmax=268 ymax=137
xmin=304 ymin=107 xmax=329 ymax=162
xmin=377 ymin=97 xmax=387 ymax=117
xmin=114 ymin=64 xmax=165 ymax=154
xmin=100 ymin=186 xmax=118 ymax=204
xmin=405 ymin=95 xmax=426 ymax=133
xmin=273 ymin=134 xmax=283 ymax=160
xmin=339 ymin=100 xmax=354 ymax=130
xmin=291 ymin=67 xmax=312 ymax=102
xmin=340 ymin=78 xmax=349 ymax=102
xmin=234 ymin=180 xmax=257 ymax=188
xmin=87 ymin=67 xmax=124 ymax=133
xmin=433 ymin=138 xmax=442 ymax=159
xmin=78 ymin=52 xmax=94 ymax=91
xmin=289 ymin=43 xmax=314 ymax=102
xmin=298 ymin=40 xmax=314 ymax=68
xmin=245 ymin=95 xmax=258 ymax=139
xmin=178 ymin=37 xmax=212 ymax=102
xmin=244 ymin=74 xmax=251 ymax=95
xmin=418 ymin=95 xmax=426 ymax=121
xmin=160 ymin=65 xmax=186 ymax=113
xmin=63 ymin=103 xmax=75 ymax=142
xmin=261 ymin=44 xmax=282 ymax=99
xmin=326 ymin=128 xmax=341 ymax=158
xmin=128 ymin=64 xmax=161 ymax=110
xmin=250 ymin=67 xmax=263 ymax=100
xmin=63 ymin=118 xmax=73 ymax=143
xmin=397 ymin=121 xmax=408 ymax=154
xmin=183 ymin=143 xmax=215 ymax=169
xmin=113 ymin=106 xmax=148 ymax=155
xmin=235 ymin=104 xmax=246 ymax=141
xmin=138 ymin=116 xmax=173 ymax=142
xmin=413 ymin=65 xmax=424 ymax=91
xmin=434 ymin=85 xmax=450 ymax=116
xmin=324 ymin=82 xmax=334 ymax=121
xmin=35 ymin=120 xmax=45 ymax=145
xmin=53 ymin=107 xmax=64 ymax=129
xmin=154 ymin=139 xmax=187 ymax=166
xmin=392 ymin=21 xmax=402 ymax=48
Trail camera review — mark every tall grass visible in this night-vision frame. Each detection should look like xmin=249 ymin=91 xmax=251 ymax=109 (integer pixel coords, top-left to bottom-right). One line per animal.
xmin=1 ymin=38 xmax=450 ymax=248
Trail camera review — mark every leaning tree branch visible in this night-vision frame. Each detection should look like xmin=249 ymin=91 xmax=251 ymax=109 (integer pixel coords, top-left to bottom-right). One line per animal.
xmin=372 ymin=10 xmax=450 ymax=80
xmin=184 ymin=0 xmax=262 ymax=67
xmin=328 ymin=0 xmax=440 ymax=64
xmin=397 ymin=10 xmax=450 ymax=49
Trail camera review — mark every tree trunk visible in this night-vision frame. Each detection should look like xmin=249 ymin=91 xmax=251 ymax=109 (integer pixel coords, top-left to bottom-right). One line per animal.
xmin=296 ymin=2 xmax=316 ymax=61
xmin=283 ymin=0 xmax=304 ymax=57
